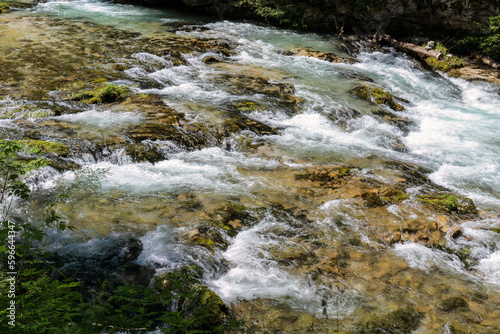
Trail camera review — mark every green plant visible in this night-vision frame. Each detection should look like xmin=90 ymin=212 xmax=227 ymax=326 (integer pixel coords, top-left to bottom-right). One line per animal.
xmin=0 ymin=140 xmax=48 ymax=222
xmin=238 ymin=0 xmax=307 ymax=28
xmin=0 ymin=139 xmax=81 ymax=333
xmin=0 ymin=140 xmax=247 ymax=332
xmin=353 ymin=0 xmax=387 ymax=12
xmin=56 ymin=166 xmax=109 ymax=199
xmin=455 ymin=15 xmax=500 ymax=61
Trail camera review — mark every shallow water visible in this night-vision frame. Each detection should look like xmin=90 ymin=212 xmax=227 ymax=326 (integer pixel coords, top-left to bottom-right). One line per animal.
xmin=2 ymin=0 xmax=500 ymax=332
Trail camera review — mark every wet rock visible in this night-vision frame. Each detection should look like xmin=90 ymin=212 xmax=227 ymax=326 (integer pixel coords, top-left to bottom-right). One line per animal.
xmin=209 ymin=203 xmax=256 ymax=236
xmin=350 ymin=85 xmax=408 ymax=111
xmin=217 ymin=73 xmax=303 ymax=113
xmin=18 ymin=138 xmax=69 ymax=157
xmin=223 ymin=113 xmax=278 ymax=136
xmin=71 ymin=83 xmax=129 ymax=104
xmin=359 ymin=308 xmax=423 ymax=334
xmin=383 ymin=161 xmax=433 ymax=187
xmin=284 ymin=47 xmax=358 ymax=64
xmin=157 ymin=269 xmax=232 ymax=331
xmin=295 ymin=165 xmax=353 ymax=187
xmin=233 ymin=101 xmax=266 ymax=113
xmin=188 ymin=235 xmax=216 ymax=252
xmin=125 ymin=144 xmax=164 ymax=164
xmin=448 ymin=225 xmax=463 ymax=239
xmin=164 ymin=22 xmax=210 ymax=33
xmin=201 ymin=55 xmax=221 ymax=64
xmin=440 ymin=297 xmax=469 ymax=312
xmin=362 ymin=191 xmax=385 ymax=208
xmin=187 ymin=225 xmax=229 ymax=252
xmin=380 ymin=189 xmax=409 ymax=204
xmin=121 ymin=237 xmax=143 ymax=261
xmin=418 ymin=193 xmax=478 ymax=216
xmin=113 ymin=263 xmax=154 ymax=286
xmin=191 ymin=285 xmax=232 ymax=329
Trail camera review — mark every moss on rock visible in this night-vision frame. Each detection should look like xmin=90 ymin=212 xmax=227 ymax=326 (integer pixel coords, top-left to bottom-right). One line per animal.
xmin=351 ymin=86 xmax=407 ymax=111
xmin=380 ymin=189 xmax=409 ymax=204
xmin=295 ymin=166 xmax=353 ymax=187
xmin=1 ymin=104 xmax=54 ymax=119
xmin=424 ymin=55 xmax=465 ymax=74
xmin=19 ymin=139 xmax=69 ymax=156
xmin=73 ymin=83 xmax=129 ymax=104
xmin=234 ymin=101 xmax=266 ymax=112
xmin=0 ymin=2 xmax=10 ymax=13
xmin=418 ymin=193 xmax=477 ymax=215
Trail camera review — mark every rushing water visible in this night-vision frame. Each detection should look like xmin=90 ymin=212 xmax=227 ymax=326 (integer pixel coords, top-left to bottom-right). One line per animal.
xmin=2 ymin=0 xmax=500 ymax=332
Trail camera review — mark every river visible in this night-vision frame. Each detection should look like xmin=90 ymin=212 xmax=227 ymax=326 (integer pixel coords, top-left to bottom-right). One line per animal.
xmin=1 ymin=0 xmax=499 ymax=332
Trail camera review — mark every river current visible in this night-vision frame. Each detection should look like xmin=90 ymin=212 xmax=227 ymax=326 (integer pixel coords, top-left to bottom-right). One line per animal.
xmin=1 ymin=0 xmax=500 ymax=332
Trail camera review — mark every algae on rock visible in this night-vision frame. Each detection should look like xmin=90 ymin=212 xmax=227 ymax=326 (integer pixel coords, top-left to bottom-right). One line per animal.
xmin=350 ymin=85 xmax=407 ymax=111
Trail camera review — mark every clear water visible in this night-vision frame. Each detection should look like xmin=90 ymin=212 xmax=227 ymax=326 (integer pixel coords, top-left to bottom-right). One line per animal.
xmin=4 ymin=0 xmax=500 ymax=329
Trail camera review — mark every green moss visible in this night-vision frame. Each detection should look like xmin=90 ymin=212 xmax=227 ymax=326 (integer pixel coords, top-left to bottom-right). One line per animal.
xmin=63 ymin=80 xmax=128 ymax=104
xmin=235 ymin=101 xmax=266 ymax=112
xmin=2 ymin=104 xmax=54 ymax=119
xmin=191 ymin=236 xmax=216 ymax=252
xmin=338 ymin=168 xmax=351 ymax=178
xmin=424 ymin=56 xmax=464 ymax=74
xmin=0 ymin=2 xmax=9 ymax=13
xmin=75 ymin=83 xmax=129 ymax=104
xmin=380 ymin=189 xmax=409 ymax=205
xmin=419 ymin=194 xmax=459 ymax=213
xmin=18 ymin=139 xmax=69 ymax=156
xmin=351 ymin=86 xmax=405 ymax=111
xmin=295 ymin=167 xmax=353 ymax=185
xmin=233 ymin=133 xmax=256 ymax=150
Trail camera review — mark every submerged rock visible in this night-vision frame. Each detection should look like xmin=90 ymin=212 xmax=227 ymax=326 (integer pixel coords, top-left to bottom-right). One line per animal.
xmin=440 ymin=297 xmax=469 ymax=312
xmin=358 ymin=308 xmax=424 ymax=334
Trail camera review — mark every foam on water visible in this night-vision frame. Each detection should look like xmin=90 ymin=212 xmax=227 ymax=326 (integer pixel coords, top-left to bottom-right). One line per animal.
xmin=394 ymin=243 xmax=466 ymax=273
xmin=353 ymin=49 xmax=500 ymax=211
xmin=54 ymin=147 xmax=278 ymax=195
xmin=264 ymin=113 xmax=406 ymax=162
xmin=210 ymin=212 xmax=357 ymax=316
xmin=477 ymin=251 xmax=500 ymax=286
xmin=55 ymin=109 xmax=143 ymax=128
xmin=136 ymin=225 xmax=220 ymax=275
xmin=7 ymin=0 xmax=500 ymax=319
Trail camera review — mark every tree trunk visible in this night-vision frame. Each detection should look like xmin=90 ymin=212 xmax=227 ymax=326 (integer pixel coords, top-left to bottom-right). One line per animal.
xmin=376 ymin=34 xmax=443 ymax=60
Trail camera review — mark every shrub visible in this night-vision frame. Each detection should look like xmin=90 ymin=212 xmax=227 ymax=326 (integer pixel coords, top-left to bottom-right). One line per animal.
xmin=455 ymin=15 xmax=500 ymax=61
